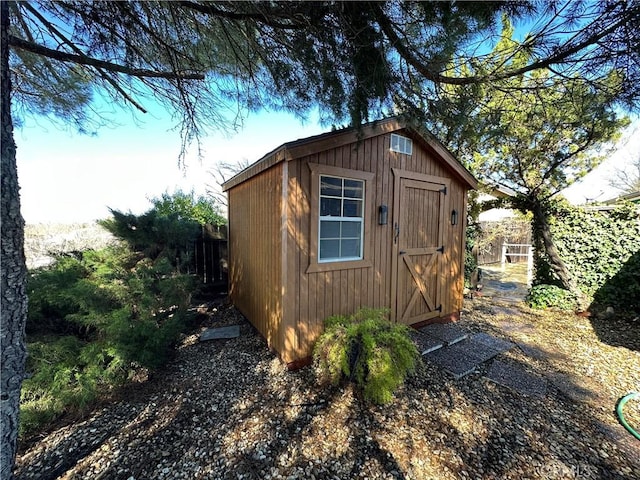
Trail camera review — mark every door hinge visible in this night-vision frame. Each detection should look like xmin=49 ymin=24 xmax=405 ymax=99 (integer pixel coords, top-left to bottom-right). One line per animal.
xmin=437 ymin=245 xmax=444 ymax=253
xmin=399 ymin=250 xmax=406 ymax=255
xmin=440 ymin=186 xmax=447 ymax=195
xmin=437 ymin=304 xmax=442 ymax=313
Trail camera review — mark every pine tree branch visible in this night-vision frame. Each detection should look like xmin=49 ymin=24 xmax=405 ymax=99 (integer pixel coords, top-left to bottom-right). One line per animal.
xmin=176 ymin=1 xmax=306 ymax=30
xmin=18 ymin=1 xmax=149 ymax=113
xmin=374 ymin=2 xmax=636 ymax=87
xmin=8 ymin=35 xmax=205 ymax=80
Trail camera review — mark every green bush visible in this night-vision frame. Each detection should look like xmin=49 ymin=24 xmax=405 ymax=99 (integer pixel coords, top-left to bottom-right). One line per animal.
xmin=20 ymin=335 xmax=123 ymax=436
xmin=594 ymin=250 xmax=640 ymax=313
xmin=99 ymin=189 xmax=225 ymax=271
xmin=526 ymin=284 xmax=577 ymax=311
xmin=22 ymin=191 xmax=218 ymax=437
xmin=151 ymin=189 xmax=226 ymax=226
xmin=464 ymin=223 xmax=479 ymax=288
xmin=23 ymin=246 xmax=196 ymax=437
xmin=27 ymin=246 xmax=195 ymax=361
xmin=540 ymin=200 xmax=640 ymax=313
xmin=313 ymin=308 xmax=419 ymax=405
xmin=99 ymin=209 xmax=200 ymax=270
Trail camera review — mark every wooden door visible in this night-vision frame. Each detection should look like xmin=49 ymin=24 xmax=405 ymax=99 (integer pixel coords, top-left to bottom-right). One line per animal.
xmin=391 ymin=172 xmax=448 ymax=325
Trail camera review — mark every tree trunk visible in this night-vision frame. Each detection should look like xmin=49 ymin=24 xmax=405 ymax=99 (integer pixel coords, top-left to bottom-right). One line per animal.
xmin=1 ymin=2 xmax=28 ymax=479
xmin=531 ymin=202 xmax=574 ymax=289
xmin=530 ymin=199 xmax=587 ymax=309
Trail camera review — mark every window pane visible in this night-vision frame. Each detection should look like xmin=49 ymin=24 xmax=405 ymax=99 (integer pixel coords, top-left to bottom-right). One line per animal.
xmin=404 ymin=137 xmax=413 ymax=154
xmin=320 ymin=197 xmax=341 ymax=216
xmin=343 ymin=199 xmax=362 ymax=217
xmin=343 ymin=179 xmax=363 ymax=198
xmin=391 ymin=133 xmax=413 ymax=154
xmin=341 ymin=221 xmax=361 ymax=238
xmin=391 ymin=134 xmax=400 ymax=152
xmin=319 ymin=239 xmax=340 ymax=260
xmin=320 ymin=220 xmax=340 ymax=239
xmin=320 ymin=176 xmax=342 ymax=197
xmin=317 ymin=173 xmax=366 ymax=263
xmin=341 ymin=239 xmax=361 ymax=258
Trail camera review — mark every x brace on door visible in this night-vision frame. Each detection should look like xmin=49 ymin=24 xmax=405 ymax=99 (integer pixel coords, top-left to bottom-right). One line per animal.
xmin=400 ymin=248 xmax=443 ymax=324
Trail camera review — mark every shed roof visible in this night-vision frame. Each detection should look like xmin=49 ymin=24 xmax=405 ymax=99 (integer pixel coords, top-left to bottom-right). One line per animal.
xmin=222 ymin=116 xmax=478 ymax=191
xmin=604 ymin=190 xmax=640 ymax=204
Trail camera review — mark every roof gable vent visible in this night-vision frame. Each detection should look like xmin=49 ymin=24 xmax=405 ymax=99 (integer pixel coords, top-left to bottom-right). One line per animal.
xmin=390 ymin=133 xmax=413 ymax=155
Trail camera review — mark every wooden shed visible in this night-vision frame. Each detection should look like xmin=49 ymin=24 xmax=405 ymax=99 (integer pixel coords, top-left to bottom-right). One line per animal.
xmin=222 ymin=117 xmax=477 ymax=366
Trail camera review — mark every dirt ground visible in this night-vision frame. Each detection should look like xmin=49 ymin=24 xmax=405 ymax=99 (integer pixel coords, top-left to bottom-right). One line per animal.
xmin=15 ymin=296 xmax=640 ymax=480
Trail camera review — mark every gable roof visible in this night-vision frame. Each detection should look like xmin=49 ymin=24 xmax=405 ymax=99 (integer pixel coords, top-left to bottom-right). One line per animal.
xmin=582 ymin=190 xmax=640 ymax=211
xmin=222 ymin=116 xmax=478 ymax=191
xmin=605 ymin=190 xmax=640 ymax=204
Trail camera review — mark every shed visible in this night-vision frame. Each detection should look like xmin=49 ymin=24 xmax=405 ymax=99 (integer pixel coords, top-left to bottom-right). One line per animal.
xmin=222 ymin=117 xmax=477 ymax=366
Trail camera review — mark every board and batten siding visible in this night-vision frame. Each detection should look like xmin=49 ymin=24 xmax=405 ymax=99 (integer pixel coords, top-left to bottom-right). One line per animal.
xmin=227 ymin=162 xmax=291 ymax=359
xmin=284 ymin=129 xmax=469 ymax=361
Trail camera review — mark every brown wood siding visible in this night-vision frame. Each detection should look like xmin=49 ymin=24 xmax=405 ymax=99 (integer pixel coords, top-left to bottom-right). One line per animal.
xmin=227 ymin=163 xmax=285 ymax=358
xmin=284 ymin=129 xmax=470 ymax=360
xmin=445 ymin=179 xmax=467 ymax=314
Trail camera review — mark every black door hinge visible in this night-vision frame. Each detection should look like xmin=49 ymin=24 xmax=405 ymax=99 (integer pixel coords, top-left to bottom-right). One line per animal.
xmin=437 ymin=245 xmax=444 ymax=253
xmin=437 ymin=304 xmax=442 ymax=313
xmin=440 ymin=186 xmax=447 ymax=195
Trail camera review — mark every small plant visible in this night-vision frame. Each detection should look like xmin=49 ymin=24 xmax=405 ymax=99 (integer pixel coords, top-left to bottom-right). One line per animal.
xmin=313 ymin=308 xmax=419 ymax=405
xmin=526 ymin=284 xmax=577 ymax=311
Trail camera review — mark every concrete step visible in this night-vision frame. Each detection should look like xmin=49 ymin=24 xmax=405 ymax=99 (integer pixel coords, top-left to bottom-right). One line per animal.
xmin=410 ymin=330 xmax=444 ymax=355
xmin=485 ymin=360 xmax=547 ymax=397
xmin=471 ymin=332 xmax=515 ymax=354
xmin=199 ymin=325 xmax=241 ymax=342
xmin=424 ymin=347 xmax=481 ymax=379
xmin=421 ymin=331 xmax=515 ymax=379
xmin=419 ymin=323 xmax=469 ymax=346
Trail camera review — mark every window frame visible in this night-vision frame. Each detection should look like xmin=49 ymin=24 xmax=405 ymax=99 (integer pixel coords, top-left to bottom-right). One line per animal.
xmin=307 ymin=163 xmax=374 ymax=273
xmin=318 ymin=175 xmax=365 ymax=263
xmin=390 ymin=133 xmax=413 ymax=155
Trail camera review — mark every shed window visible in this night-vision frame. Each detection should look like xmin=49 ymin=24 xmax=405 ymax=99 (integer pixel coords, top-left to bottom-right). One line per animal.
xmin=307 ymin=163 xmax=374 ymax=273
xmin=390 ymin=133 xmax=413 ymax=155
xmin=319 ymin=175 xmax=364 ymax=262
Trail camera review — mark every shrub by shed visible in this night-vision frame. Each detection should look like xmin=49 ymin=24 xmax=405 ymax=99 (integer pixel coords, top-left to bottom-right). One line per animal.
xmin=222 ymin=117 xmax=477 ymax=366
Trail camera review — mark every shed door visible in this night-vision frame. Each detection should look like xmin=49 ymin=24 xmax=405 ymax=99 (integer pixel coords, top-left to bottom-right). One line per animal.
xmin=392 ymin=176 xmax=447 ymax=325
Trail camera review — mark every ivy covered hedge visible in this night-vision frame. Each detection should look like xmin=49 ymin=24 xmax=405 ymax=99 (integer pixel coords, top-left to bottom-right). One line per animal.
xmin=544 ymin=201 xmax=640 ymax=313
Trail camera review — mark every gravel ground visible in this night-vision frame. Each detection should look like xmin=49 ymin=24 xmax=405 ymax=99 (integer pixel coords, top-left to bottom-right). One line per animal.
xmin=15 ymin=297 xmax=640 ymax=480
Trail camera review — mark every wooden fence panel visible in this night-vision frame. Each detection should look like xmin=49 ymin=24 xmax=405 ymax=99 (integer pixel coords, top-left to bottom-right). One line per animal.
xmin=194 ymin=225 xmax=228 ymax=288
xmin=477 ymin=220 xmax=531 ymax=265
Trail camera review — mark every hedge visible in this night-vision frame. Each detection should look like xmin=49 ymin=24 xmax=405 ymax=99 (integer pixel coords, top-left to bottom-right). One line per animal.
xmin=546 ymin=201 xmax=640 ymax=313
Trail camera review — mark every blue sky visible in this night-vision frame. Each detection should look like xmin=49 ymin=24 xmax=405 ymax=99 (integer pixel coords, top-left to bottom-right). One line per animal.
xmin=15 ymin=106 xmax=638 ymax=224
xmin=15 ymin=109 xmax=326 ymax=224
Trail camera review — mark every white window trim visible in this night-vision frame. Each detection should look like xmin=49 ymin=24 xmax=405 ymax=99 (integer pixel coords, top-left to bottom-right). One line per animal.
xmin=318 ymin=175 xmax=365 ymax=262
xmin=307 ymin=163 xmax=374 ymax=273
xmin=391 ymin=133 xmax=413 ymax=155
